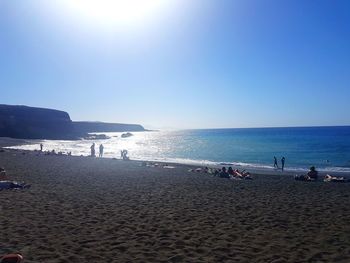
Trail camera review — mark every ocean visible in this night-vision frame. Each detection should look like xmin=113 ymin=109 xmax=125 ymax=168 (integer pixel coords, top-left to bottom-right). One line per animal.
xmin=6 ymin=126 xmax=350 ymax=173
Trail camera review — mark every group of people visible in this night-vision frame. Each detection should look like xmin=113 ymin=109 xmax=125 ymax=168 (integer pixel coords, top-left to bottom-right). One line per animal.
xmin=295 ymin=166 xmax=318 ymax=181
xmin=38 ymin=144 xmax=71 ymax=156
xmin=40 ymin=142 xmax=130 ymax=159
xmin=90 ymin=143 xmax=129 ymax=160
xmin=295 ymin=166 xmax=349 ymax=182
xmin=190 ymin=166 xmax=253 ymax=180
xmin=90 ymin=143 xmax=104 ymax=157
xmin=274 ymin=156 xmax=286 ymax=171
xmin=38 ymin=143 xmax=348 ymax=183
xmin=42 ymin=142 xmax=128 ymax=160
xmin=214 ymin=166 xmax=252 ymax=180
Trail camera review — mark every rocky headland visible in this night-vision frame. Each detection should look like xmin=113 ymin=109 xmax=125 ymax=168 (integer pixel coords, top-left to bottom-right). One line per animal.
xmin=0 ymin=104 xmax=145 ymax=140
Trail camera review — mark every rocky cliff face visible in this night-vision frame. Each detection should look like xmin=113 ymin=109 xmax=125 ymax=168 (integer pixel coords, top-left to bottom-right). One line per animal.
xmin=0 ymin=105 xmax=146 ymax=139
xmin=0 ymin=105 xmax=74 ymax=139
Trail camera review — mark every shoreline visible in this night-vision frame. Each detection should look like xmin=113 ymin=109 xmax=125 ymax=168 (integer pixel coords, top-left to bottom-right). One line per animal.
xmin=2 ymin=136 xmax=349 ymax=177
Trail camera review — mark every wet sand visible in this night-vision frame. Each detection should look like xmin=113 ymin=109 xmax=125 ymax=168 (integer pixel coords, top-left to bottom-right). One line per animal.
xmin=1 ymin=145 xmax=350 ymax=262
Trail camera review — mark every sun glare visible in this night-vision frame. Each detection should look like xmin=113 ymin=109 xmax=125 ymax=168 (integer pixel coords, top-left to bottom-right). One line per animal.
xmin=63 ymin=0 xmax=168 ymax=28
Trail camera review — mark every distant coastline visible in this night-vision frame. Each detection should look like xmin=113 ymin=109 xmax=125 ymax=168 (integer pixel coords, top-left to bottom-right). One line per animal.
xmin=0 ymin=104 xmax=146 ymax=140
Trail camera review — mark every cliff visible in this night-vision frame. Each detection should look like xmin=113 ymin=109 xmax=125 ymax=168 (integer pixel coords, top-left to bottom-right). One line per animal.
xmin=0 ymin=105 xmax=146 ymax=140
xmin=0 ymin=104 xmax=74 ymax=139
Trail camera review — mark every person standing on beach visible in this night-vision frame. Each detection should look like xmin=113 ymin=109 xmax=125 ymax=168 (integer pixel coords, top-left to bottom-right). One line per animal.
xmin=90 ymin=143 xmax=95 ymax=157
xmin=273 ymin=156 xmax=278 ymax=168
xmin=281 ymin=157 xmax=285 ymax=171
xmin=99 ymin=144 xmax=104 ymax=157
xmin=40 ymin=143 xmax=43 ymax=152
xmin=0 ymin=167 xmax=7 ymax=180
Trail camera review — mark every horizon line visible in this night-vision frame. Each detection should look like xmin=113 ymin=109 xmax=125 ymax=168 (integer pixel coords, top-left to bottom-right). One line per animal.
xmin=167 ymin=125 xmax=350 ymax=131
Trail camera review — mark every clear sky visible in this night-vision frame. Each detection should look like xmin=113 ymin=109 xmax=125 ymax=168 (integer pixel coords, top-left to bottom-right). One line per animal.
xmin=1 ymin=0 xmax=349 ymax=129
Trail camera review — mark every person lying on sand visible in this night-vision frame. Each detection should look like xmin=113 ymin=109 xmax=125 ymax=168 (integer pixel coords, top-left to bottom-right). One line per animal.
xmin=241 ymin=170 xmax=252 ymax=180
xmin=188 ymin=167 xmax=214 ymax=173
xmin=232 ymin=169 xmax=253 ymax=180
xmin=324 ymin=174 xmax=349 ymax=183
xmin=0 ymin=180 xmax=30 ymax=190
xmin=44 ymin=150 xmax=57 ymax=156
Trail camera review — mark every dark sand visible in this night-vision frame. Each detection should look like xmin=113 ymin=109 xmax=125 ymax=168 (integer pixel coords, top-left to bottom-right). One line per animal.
xmin=1 ymin=144 xmax=350 ymax=262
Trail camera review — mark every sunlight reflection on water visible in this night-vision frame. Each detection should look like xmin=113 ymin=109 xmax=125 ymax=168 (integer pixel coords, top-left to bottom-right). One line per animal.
xmin=6 ymin=128 xmax=350 ymax=173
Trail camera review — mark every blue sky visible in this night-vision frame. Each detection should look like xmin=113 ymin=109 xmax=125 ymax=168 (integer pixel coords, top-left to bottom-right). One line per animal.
xmin=1 ymin=0 xmax=349 ymax=129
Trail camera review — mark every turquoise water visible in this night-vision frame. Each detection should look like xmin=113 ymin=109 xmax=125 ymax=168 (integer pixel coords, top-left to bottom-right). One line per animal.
xmin=168 ymin=127 xmax=350 ymax=171
xmin=8 ymin=126 xmax=350 ymax=172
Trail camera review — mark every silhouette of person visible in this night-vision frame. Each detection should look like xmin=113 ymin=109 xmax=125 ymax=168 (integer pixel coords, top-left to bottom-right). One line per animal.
xmin=121 ymin=149 xmax=129 ymax=160
xmin=307 ymin=166 xmax=318 ymax=180
xmin=90 ymin=143 xmax=95 ymax=157
xmin=99 ymin=144 xmax=104 ymax=157
xmin=219 ymin=167 xmax=230 ymax=178
xmin=227 ymin=167 xmax=234 ymax=175
xmin=273 ymin=156 xmax=278 ymax=168
xmin=281 ymin=157 xmax=285 ymax=171
xmin=40 ymin=143 xmax=43 ymax=152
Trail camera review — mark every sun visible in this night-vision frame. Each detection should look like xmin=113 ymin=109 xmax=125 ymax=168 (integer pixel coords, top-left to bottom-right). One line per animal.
xmin=63 ymin=0 xmax=168 ymax=28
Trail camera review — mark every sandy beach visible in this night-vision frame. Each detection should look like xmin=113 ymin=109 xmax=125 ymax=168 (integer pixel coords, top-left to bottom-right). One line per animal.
xmin=1 ymin=143 xmax=350 ymax=262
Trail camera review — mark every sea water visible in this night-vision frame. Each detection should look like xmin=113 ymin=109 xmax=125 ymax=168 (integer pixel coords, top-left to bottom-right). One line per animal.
xmin=6 ymin=126 xmax=350 ymax=173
